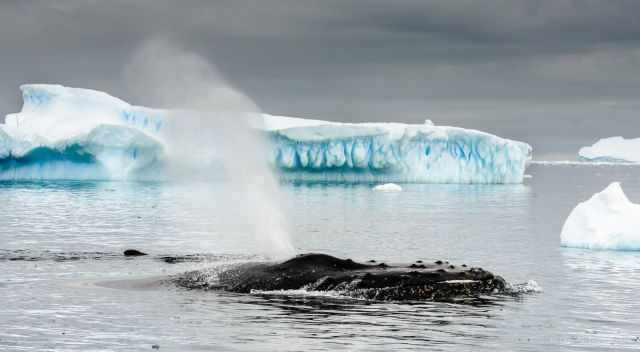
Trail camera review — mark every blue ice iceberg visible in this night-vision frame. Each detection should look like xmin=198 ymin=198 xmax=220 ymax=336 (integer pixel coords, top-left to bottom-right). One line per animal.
xmin=1 ymin=84 xmax=532 ymax=183
xmin=1 ymin=85 xmax=167 ymax=180
xmin=268 ymin=121 xmax=531 ymax=183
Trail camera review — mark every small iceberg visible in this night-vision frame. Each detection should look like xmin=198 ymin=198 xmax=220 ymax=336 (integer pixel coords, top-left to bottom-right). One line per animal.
xmin=561 ymin=182 xmax=640 ymax=250
xmin=579 ymin=137 xmax=640 ymax=163
xmin=373 ymin=183 xmax=403 ymax=192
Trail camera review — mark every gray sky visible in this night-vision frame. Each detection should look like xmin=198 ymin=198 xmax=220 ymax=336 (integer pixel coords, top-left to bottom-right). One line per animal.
xmin=1 ymin=0 xmax=639 ymax=159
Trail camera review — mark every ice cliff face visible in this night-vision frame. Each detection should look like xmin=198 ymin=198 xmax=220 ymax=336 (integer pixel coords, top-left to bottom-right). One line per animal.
xmin=0 ymin=84 xmax=532 ymax=183
xmin=269 ymin=122 xmax=531 ymax=183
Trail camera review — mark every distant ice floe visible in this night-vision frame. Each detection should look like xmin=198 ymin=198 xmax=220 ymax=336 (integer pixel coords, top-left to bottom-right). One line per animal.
xmin=1 ymin=84 xmax=532 ymax=183
xmin=372 ymin=183 xmax=403 ymax=192
xmin=579 ymin=137 xmax=640 ymax=163
xmin=561 ymin=182 xmax=640 ymax=251
xmin=528 ymin=160 xmax=640 ymax=166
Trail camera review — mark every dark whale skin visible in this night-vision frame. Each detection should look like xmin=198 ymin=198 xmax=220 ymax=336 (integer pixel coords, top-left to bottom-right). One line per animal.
xmin=173 ymin=253 xmax=507 ymax=302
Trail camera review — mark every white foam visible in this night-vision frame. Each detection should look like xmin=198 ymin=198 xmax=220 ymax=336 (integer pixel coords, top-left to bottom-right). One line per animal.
xmin=250 ymin=288 xmax=360 ymax=300
xmin=506 ymin=279 xmax=543 ymax=294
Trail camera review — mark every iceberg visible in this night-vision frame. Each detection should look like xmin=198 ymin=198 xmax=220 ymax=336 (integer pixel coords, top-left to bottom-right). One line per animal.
xmin=561 ymin=182 xmax=640 ymax=251
xmin=0 ymin=84 xmax=167 ymax=180
xmin=1 ymin=84 xmax=532 ymax=183
xmin=579 ymin=137 xmax=640 ymax=163
xmin=268 ymin=121 xmax=531 ymax=183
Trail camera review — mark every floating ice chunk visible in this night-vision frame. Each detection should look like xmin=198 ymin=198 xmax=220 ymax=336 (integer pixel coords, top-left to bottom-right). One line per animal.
xmin=579 ymin=137 xmax=640 ymax=163
xmin=528 ymin=160 xmax=640 ymax=166
xmin=561 ymin=182 xmax=640 ymax=251
xmin=373 ymin=183 xmax=403 ymax=192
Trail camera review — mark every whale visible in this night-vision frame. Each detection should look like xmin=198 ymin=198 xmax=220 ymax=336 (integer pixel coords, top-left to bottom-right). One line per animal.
xmin=172 ymin=253 xmax=507 ymax=302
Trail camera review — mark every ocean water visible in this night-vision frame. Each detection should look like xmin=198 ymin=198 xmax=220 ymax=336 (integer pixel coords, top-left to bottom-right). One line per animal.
xmin=1 ymin=164 xmax=640 ymax=351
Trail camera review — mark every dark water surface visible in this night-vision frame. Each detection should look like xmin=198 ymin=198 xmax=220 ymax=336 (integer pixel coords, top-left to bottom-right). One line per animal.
xmin=1 ymin=165 xmax=640 ymax=351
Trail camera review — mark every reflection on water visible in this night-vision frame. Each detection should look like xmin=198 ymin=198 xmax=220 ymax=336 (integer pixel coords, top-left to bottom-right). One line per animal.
xmin=558 ymin=249 xmax=640 ymax=350
xmin=218 ymin=294 xmax=502 ymax=350
xmin=1 ymin=165 xmax=640 ymax=350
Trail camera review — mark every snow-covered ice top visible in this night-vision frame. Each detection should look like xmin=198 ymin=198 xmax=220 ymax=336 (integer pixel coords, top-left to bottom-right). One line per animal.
xmin=561 ymin=182 xmax=640 ymax=251
xmin=579 ymin=137 xmax=640 ymax=163
xmin=4 ymin=84 xmax=168 ymax=144
xmin=1 ymin=84 xmax=532 ymax=183
xmin=261 ymin=114 xmax=332 ymax=131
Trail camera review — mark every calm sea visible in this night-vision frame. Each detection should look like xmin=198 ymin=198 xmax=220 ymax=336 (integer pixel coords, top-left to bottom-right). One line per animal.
xmin=1 ymin=164 xmax=639 ymax=351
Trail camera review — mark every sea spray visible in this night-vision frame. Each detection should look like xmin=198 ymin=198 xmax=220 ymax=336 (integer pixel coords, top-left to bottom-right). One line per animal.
xmin=124 ymin=38 xmax=294 ymax=258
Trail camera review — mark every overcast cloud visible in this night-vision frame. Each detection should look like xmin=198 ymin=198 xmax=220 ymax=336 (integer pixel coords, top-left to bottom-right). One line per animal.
xmin=1 ymin=0 xmax=639 ymax=158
